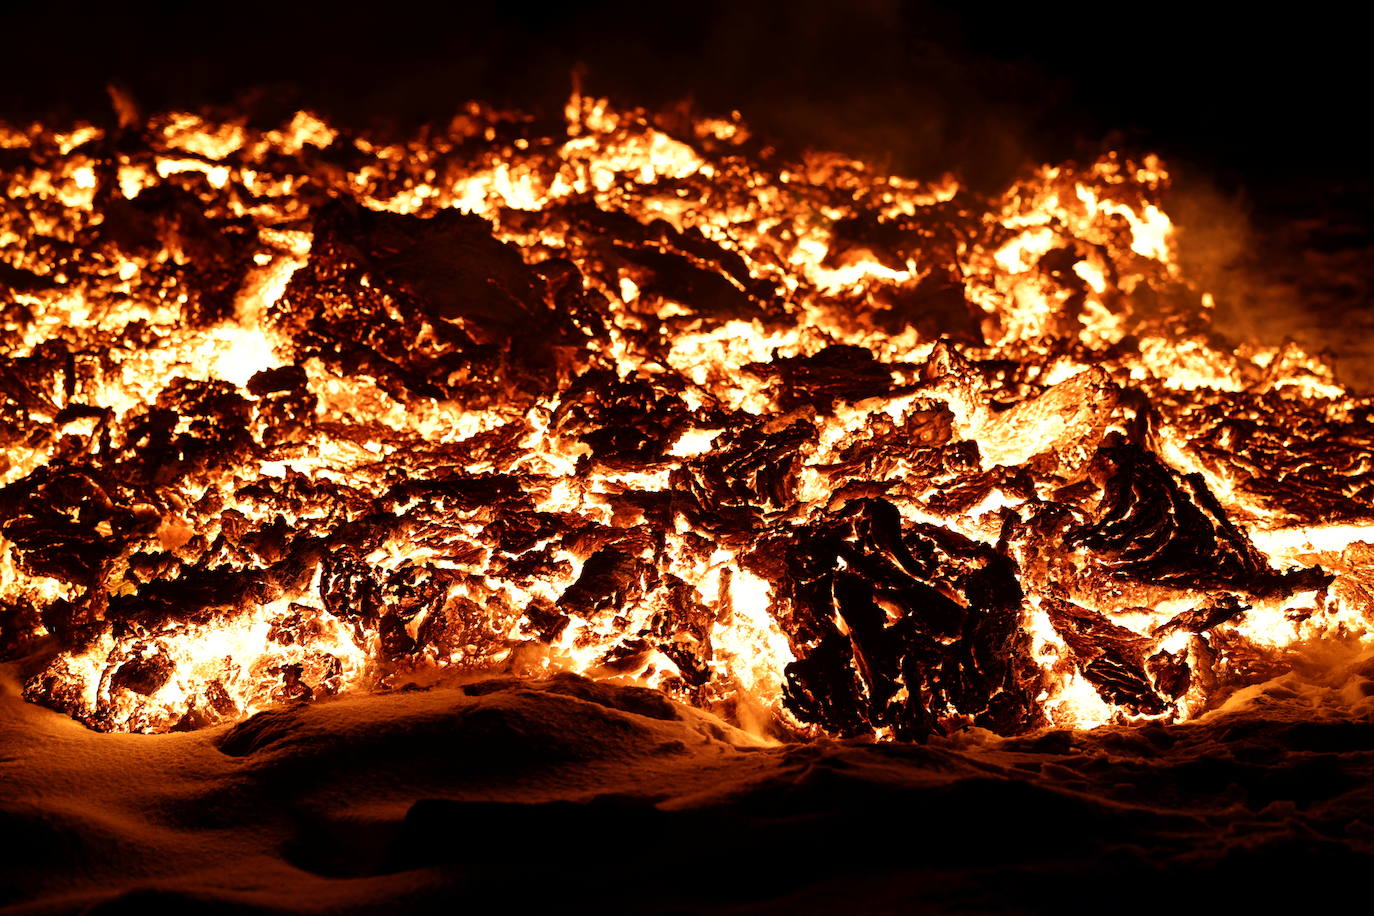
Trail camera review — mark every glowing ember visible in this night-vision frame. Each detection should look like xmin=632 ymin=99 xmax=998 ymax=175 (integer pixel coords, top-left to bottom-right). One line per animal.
xmin=2 ymin=94 xmax=1371 ymax=737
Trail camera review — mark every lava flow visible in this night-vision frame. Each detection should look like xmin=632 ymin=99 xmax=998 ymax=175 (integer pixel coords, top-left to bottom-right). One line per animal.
xmin=2 ymin=93 xmax=1371 ymax=738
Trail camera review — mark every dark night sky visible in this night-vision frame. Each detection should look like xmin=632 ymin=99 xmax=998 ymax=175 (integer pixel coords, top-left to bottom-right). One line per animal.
xmin=0 ymin=1 xmax=1365 ymax=202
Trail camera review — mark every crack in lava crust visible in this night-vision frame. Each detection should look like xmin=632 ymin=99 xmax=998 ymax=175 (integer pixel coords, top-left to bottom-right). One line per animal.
xmin=1 ymin=94 xmax=1372 ymax=737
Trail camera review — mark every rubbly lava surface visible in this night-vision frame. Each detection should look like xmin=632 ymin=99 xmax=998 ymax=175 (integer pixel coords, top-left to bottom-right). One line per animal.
xmin=3 ymin=97 xmax=1373 ymax=743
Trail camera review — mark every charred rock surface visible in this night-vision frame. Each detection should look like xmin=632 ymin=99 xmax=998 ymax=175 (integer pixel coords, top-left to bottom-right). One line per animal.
xmin=771 ymin=498 xmax=1040 ymax=739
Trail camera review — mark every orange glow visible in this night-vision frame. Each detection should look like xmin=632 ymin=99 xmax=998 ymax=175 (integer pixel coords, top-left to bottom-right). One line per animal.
xmin=2 ymin=98 xmax=1370 ymax=738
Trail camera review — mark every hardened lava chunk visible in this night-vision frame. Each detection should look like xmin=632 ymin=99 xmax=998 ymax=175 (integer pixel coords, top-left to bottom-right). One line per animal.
xmin=271 ymin=201 xmax=593 ymax=405
xmin=1068 ymin=433 xmax=1332 ymax=596
xmin=671 ymin=420 xmax=817 ymax=535
xmin=744 ymin=344 xmax=902 ymax=413
xmin=772 ymin=497 xmax=1042 ymax=740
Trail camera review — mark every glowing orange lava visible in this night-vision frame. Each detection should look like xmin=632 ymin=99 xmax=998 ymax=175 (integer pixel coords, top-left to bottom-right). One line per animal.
xmin=2 ymin=94 xmax=1371 ymax=736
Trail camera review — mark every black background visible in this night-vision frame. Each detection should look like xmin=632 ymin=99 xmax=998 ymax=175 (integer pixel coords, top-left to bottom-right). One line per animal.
xmin=0 ymin=0 xmax=1363 ymax=200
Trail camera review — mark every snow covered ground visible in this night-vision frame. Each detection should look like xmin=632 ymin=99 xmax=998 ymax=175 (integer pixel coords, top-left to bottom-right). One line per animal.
xmin=5 ymin=654 xmax=1374 ymax=913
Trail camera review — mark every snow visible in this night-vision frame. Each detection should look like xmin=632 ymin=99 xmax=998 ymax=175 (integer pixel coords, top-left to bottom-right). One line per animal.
xmin=4 ymin=660 xmax=1374 ymax=912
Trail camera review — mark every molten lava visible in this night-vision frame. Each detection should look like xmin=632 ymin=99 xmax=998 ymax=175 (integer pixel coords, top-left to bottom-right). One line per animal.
xmin=2 ymin=95 xmax=1371 ymax=737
